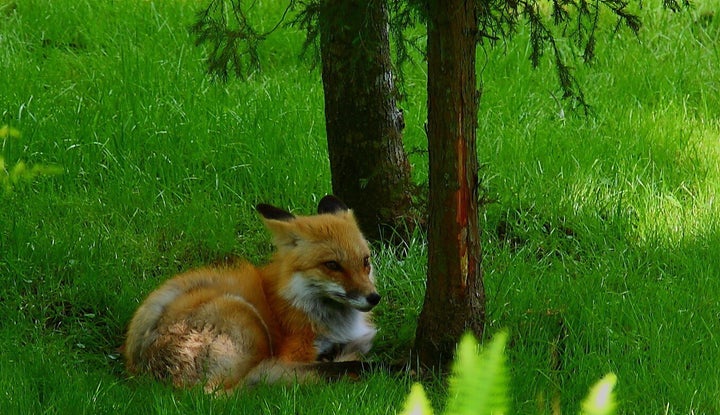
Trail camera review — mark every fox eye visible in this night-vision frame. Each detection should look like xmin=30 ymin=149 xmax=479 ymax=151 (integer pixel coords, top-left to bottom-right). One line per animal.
xmin=363 ymin=256 xmax=371 ymax=268
xmin=323 ymin=261 xmax=342 ymax=272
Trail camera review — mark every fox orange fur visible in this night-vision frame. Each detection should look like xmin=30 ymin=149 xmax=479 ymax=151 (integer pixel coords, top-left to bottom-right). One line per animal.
xmin=123 ymin=196 xmax=380 ymax=392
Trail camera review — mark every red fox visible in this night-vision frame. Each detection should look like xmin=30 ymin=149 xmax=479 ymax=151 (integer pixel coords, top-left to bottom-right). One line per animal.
xmin=123 ymin=196 xmax=381 ymax=392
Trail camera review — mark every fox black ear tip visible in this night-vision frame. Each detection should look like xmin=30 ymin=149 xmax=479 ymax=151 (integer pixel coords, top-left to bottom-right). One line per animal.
xmin=318 ymin=195 xmax=350 ymax=214
xmin=255 ymin=203 xmax=272 ymax=215
xmin=256 ymin=203 xmax=295 ymax=221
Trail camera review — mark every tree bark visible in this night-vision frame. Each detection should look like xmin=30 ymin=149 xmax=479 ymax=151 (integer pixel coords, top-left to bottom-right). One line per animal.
xmin=414 ymin=0 xmax=485 ymax=369
xmin=318 ymin=0 xmax=414 ymax=242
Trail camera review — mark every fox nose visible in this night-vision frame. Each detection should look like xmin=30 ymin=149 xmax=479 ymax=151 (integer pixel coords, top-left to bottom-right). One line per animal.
xmin=366 ymin=293 xmax=381 ymax=307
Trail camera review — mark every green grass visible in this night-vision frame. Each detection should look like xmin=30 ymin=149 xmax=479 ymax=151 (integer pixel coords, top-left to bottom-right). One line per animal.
xmin=1 ymin=0 xmax=719 ymax=413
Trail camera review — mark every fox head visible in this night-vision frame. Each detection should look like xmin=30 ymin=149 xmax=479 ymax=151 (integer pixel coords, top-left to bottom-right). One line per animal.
xmin=256 ymin=196 xmax=380 ymax=313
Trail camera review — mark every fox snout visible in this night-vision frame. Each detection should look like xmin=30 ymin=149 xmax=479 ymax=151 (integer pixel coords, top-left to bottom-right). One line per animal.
xmin=347 ymin=291 xmax=381 ymax=312
xmin=366 ymin=292 xmax=381 ymax=307
xmin=325 ymin=283 xmax=381 ymax=312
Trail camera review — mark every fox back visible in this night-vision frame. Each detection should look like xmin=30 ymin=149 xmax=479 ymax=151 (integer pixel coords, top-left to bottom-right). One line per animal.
xmin=123 ymin=195 xmax=380 ymax=392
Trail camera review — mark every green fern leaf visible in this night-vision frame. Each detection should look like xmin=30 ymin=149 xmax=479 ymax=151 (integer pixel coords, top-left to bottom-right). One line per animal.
xmin=400 ymin=383 xmax=435 ymax=415
xmin=445 ymin=331 xmax=510 ymax=415
xmin=580 ymin=373 xmax=617 ymax=415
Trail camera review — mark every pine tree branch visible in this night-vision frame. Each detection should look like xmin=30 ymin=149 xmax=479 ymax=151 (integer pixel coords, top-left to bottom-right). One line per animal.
xmin=190 ymin=0 xmax=296 ymax=80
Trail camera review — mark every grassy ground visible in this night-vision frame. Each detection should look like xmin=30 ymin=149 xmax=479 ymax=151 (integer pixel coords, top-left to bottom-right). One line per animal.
xmin=1 ymin=0 xmax=719 ymax=413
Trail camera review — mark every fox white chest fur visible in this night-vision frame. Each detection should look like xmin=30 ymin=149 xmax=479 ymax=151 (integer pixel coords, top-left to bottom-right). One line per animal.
xmin=284 ymin=272 xmax=377 ymax=360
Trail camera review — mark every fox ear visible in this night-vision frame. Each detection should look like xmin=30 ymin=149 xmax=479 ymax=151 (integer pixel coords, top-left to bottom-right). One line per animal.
xmin=317 ymin=195 xmax=349 ymax=215
xmin=256 ymin=203 xmax=300 ymax=248
xmin=256 ymin=203 xmax=295 ymax=222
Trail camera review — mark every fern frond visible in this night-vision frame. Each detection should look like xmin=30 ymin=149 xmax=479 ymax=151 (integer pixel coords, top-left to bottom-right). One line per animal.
xmin=0 ymin=125 xmax=21 ymax=139
xmin=580 ymin=373 xmax=618 ymax=415
xmin=400 ymin=383 xmax=435 ymax=415
xmin=445 ymin=331 xmax=510 ymax=415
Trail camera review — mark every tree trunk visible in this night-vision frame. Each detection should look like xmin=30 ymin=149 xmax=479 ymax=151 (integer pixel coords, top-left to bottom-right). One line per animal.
xmin=414 ymin=0 xmax=485 ymax=369
xmin=318 ymin=0 xmax=414 ymax=242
